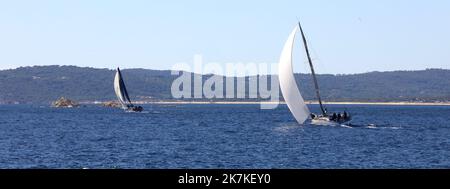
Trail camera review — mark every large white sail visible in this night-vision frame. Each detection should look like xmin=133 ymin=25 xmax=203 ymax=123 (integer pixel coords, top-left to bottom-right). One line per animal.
xmin=114 ymin=68 xmax=132 ymax=109
xmin=278 ymin=26 xmax=310 ymax=124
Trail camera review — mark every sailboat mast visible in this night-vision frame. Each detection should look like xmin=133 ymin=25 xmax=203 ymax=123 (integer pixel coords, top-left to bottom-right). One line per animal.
xmin=298 ymin=22 xmax=327 ymax=115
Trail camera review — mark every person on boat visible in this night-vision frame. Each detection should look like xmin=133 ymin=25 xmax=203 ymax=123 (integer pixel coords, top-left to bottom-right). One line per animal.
xmin=132 ymin=106 xmax=143 ymax=112
xmin=337 ymin=113 xmax=341 ymax=121
xmin=310 ymin=113 xmax=316 ymax=119
xmin=343 ymin=111 xmax=348 ymax=120
xmin=331 ymin=113 xmax=337 ymax=121
xmin=133 ymin=105 xmax=143 ymax=112
xmin=127 ymin=104 xmax=143 ymax=112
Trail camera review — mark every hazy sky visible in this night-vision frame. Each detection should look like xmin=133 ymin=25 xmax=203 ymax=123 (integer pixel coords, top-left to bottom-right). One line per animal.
xmin=0 ymin=0 xmax=449 ymax=74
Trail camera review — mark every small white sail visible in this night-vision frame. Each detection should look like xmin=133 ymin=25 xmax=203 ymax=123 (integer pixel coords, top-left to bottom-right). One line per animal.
xmin=114 ymin=68 xmax=132 ymax=109
xmin=278 ymin=26 xmax=310 ymax=124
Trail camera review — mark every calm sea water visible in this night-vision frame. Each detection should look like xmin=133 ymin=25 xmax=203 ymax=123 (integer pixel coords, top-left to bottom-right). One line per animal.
xmin=0 ymin=104 xmax=449 ymax=168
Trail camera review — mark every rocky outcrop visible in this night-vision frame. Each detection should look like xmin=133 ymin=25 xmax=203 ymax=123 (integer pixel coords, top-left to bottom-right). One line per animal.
xmin=52 ymin=97 xmax=78 ymax=108
xmin=102 ymin=101 xmax=121 ymax=108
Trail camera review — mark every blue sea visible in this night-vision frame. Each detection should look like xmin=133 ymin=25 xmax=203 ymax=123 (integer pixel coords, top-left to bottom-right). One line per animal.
xmin=0 ymin=104 xmax=449 ymax=168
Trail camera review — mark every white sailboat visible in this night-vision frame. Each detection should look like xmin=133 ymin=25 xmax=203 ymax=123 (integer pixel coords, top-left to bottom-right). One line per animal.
xmin=278 ymin=22 xmax=351 ymax=125
xmin=114 ymin=67 xmax=143 ymax=112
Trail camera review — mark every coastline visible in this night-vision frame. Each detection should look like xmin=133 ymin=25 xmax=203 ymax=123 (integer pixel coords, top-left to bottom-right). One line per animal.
xmin=2 ymin=101 xmax=448 ymax=106
xmin=87 ymin=101 xmax=450 ymax=106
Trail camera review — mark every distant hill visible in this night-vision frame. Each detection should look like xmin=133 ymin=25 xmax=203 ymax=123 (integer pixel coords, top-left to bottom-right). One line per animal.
xmin=0 ymin=65 xmax=449 ymax=104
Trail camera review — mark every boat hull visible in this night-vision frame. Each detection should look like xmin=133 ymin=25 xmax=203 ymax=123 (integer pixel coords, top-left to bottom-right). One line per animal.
xmin=310 ymin=115 xmax=351 ymax=126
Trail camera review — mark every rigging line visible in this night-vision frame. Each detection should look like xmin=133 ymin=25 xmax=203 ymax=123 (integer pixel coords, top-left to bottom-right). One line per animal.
xmin=307 ymin=37 xmax=330 ymax=76
xmin=298 ymin=22 xmax=327 ymax=115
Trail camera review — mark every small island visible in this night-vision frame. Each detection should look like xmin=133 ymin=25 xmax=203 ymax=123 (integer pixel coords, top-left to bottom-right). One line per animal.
xmin=52 ymin=97 xmax=78 ymax=108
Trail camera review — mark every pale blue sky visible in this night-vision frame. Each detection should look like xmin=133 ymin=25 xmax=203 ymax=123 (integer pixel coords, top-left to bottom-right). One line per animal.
xmin=0 ymin=0 xmax=449 ymax=74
